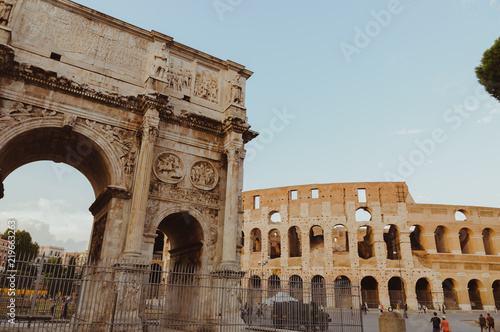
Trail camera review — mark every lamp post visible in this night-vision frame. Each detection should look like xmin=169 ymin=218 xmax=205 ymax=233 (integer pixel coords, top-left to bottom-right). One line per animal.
xmin=257 ymin=255 xmax=269 ymax=320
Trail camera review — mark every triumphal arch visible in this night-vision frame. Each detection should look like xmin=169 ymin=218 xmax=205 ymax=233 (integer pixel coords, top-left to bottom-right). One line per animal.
xmin=0 ymin=0 xmax=255 ymax=329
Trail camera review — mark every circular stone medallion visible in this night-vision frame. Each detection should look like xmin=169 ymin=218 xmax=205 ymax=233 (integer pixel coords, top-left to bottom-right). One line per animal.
xmin=190 ymin=160 xmax=218 ymax=190
xmin=153 ymin=152 xmax=184 ymax=184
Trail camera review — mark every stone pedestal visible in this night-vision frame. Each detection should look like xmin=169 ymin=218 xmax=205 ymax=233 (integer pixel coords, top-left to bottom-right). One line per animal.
xmin=379 ymin=312 xmax=406 ymax=332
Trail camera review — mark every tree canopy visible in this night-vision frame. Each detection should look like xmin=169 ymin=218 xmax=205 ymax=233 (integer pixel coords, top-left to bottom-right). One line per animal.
xmin=476 ymin=37 xmax=500 ymax=102
xmin=1 ymin=228 xmax=40 ymax=260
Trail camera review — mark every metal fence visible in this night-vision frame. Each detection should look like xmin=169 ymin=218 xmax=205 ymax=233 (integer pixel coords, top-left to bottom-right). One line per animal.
xmin=0 ymin=256 xmax=364 ymax=331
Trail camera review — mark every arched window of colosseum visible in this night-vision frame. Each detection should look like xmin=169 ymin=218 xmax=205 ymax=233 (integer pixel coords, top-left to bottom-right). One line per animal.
xmin=290 ymin=275 xmax=303 ymax=301
xmin=355 ymin=208 xmax=371 ymax=222
xmin=415 ymin=278 xmax=433 ymax=309
xmin=468 ymin=279 xmax=484 ymax=310
xmin=358 ymin=226 xmax=374 ymax=259
xmin=334 ymin=276 xmax=352 ymax=308
xmin=409 ymin=225 xmax=424 ymax=251
xmin=250 ymin=275 xmax=261 ymax=288
xmin=332 ymin=224 xmax=349 ymax=252
xmin=269 ymin=274 xmax=281 ymax=293
xmin=459 ymin=228 xmax=473 ymax=254
xmin=388 ymin=277 xmax=406 ymax=309
xmin=483 ymin=228 xmax=496 ymax=255
xmin=312 ymin=275 xmax=326 ymax=307
xmin=288 ymin=226 xmax=302 ymax=257
xmin=442 ymin=279 xmax=458 ymax=310
xmin=361 ymin=276 xmax=379 ymax=308
xmin=455 ymin=210 xmax=467 ymax=221
xmin=270 ymin=211 xmax=281 ymax=223
xmin=310 ymin=226 xmax=324 ymax=250
xmin=251 ymin=228 xmax=261 ymax=252
xmin=269 ymin=229 xmax=281 ymax=259
xmin=434 ymin=226 xmax=449 ymax=253
xmin=493 ymin=280 xmax=500 ymax=309
xmin=383 ymin=225 xmax=401 ymax=260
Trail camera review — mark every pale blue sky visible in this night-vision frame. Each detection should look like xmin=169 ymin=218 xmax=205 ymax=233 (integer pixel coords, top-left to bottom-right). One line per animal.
xmin=1 ymin=0 xmax=500 ymax=251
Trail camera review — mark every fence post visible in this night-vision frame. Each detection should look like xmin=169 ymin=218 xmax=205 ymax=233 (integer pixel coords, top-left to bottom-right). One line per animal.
xmin=29 ymin=255 xmax=44 ymax=318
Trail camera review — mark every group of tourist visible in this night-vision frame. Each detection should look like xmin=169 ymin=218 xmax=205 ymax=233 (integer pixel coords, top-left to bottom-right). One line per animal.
xmin=430 ymin=312 xmax=495 ymax=332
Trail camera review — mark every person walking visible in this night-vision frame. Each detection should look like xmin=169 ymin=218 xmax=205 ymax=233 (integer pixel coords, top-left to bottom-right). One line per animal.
xmin=430 ymin=312 xmax=441 ymax=332
xmin=442 ymin=303 xmax=446 ymax=314
xmin=364 ymin=302 xmax=368 ymax=315
xmin=487 ymin=313 xmax=495 ymax=332
xmin=480 ymin=314 xmax=488 ymax=332
xmin=441 ymin=316 xmax=450 ymax=332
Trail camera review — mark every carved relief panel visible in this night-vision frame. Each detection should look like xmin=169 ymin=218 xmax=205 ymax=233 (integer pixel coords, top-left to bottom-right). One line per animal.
xmin=0 ymin=99 xmax=60 ymax=130
xmin=153 ymin=152 xmax=184 ymax=184
xmin=166 ymin=56 xmax=194 ymax=94
xmin=0 ymin=0 xmax=14 ymax=27
xmin=194 ymin=65 xmax=219 ymax=103
xmin=189 ymin=160 xmax=218 ymax=191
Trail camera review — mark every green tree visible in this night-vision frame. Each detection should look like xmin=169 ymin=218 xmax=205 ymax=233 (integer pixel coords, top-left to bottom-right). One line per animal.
xmin=1 ymin=228 xmax=40 ymax=260
xmin=476 ymin=37 xmax=500 ymax=102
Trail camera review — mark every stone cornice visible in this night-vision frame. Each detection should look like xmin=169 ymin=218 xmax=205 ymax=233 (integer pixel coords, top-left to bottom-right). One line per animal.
xmin=0 ymin=44 xmax=172 ymax=115
xmin=89 ymin=186 xmax=131 ymax=216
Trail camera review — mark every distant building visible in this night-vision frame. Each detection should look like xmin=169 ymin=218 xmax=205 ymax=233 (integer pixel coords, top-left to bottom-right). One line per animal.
xmin=77 ymin=251 xmax=87 ymax=266
xmin=0 ymin=238 xmax=9 ymax=271
xmin=37 ymin=245 xmax=65 ymax=263
xmin=62 ymin=251 xmax=79 ymax=265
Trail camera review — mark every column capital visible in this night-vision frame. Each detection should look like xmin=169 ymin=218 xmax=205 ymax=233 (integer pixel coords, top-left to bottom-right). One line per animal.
xmin=141 ymin=108 xmax=160 ymax=141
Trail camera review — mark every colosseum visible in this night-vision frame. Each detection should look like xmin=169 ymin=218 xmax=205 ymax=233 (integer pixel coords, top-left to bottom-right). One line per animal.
xmin=241 ymin=182 xmax=500 ymax=312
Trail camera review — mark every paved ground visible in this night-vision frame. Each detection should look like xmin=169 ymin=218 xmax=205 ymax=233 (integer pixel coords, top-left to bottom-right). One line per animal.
xmin=361 ymin=310 xmax=498 ymax=331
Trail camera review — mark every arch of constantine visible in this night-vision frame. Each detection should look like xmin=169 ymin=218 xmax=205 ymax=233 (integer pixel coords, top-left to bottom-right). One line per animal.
xmin=242 ymin=182 xmax=500 ymax=312
xmin=0 ymin=0 xmax=255 ymax=329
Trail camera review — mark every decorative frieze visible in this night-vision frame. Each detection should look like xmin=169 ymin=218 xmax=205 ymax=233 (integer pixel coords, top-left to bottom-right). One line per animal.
xmin=194 ymin=66 xmax=219 ymax=103
xmin=150 ymin=181 xmax=220 ymax=207
xmin=0 ymin=99 xmax=60 ymax=130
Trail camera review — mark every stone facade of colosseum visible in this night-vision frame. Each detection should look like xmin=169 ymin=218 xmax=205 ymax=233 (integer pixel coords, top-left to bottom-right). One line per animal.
xmin=241 ymin=182 xmax=500 ymax=311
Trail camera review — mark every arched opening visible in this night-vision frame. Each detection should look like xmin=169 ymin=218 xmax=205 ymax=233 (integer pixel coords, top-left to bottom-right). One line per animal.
xmin=332 ymin=224 xmax=349 ymax=252
xmin=148 ymin=263 xmax=162 ymax=299
xmin=355 ymin=208 xmax=371 ymax=222
xmin=383 ymin=225 xmax=400 ymax=260
xmin=269 ymin=229 xmax=281 ymax=259
xmin=157 ymin=212 xmax=204 ymax=269
xmin=468 ymin=279 xmax=483 ymax=310
xmin=334 ymin=276 xmax=352 ymax=308
xmin=358 ymin=226 xmax=374 ymax=259
xmin=310 ymin=226 xmax=324 ymax=264
xmin=248 ymin=275 xmax=261 ymax=306
xmin=268 ymin=274 xmax=281 ymax=297
xmin=415 ymin=278 xmax=433 ymax=309
xmin=388 ymin=277 xmax=406 ymax=309
xmin=434 ymin=226 xmax=449 ymax=253
xmin=455 ymin=210 xmax=467 ymax=221
xmin=483 ymin=228 xmax=496 ymax=255
xmin=251 ymin=228 xmax=262 ymax=252
xmin=311 ymin=275 xmax=326 ymax=307
xmin=459 ymin=228 xmax=473 ymax=254
xmin=361 ymin=276 xmax=379 ymax=309
xmin=442 ymin=279 xmax=458 ymax=310
xmin=270 ymin=211 xmax=281 ymax=223
xmin=241 ymin=231 xmax=245 ymax=254
xmin=492 ymin=280 xmax=500 ymax=309
xmin=410 ymin=225 xmax=424 ymax=251
xmin=288 ymin=226 xmax=302 ymax=258
xmin=0 ymin=162 xmax=94 ymax=257
xmin=289 ymin=275 xmax=303 ymax=302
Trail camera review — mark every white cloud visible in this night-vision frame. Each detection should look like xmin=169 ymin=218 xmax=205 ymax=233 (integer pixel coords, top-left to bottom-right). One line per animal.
xmin=477 ymin=116 xmax=493 ymax=124
xmin=0 ymin=198 xmax=92 ymax=252
xmin=393 ymin=128 xmax=429 ymax=135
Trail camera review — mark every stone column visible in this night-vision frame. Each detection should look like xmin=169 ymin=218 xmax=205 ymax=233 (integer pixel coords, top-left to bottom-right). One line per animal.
xmin=399 ymin=231 xmax=414 ymax=270
xmin=471 ymin=234 xmax=486 ymax=255
xmin=447 ymin=232 xmax=462 ymax=255
xmin=123 ymin=108 xmax=159 ymax=258
xmin=220 ymin=137 xmax=244 ymax=270
xmin=422 ymin=232 xmax=437 ymax=254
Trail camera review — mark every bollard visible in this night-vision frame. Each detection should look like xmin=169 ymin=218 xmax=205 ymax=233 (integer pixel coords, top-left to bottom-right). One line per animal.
xmin=379 ymin=311 xmax=406 ymax=332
